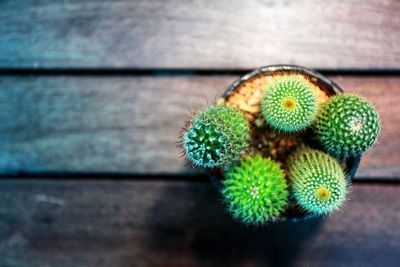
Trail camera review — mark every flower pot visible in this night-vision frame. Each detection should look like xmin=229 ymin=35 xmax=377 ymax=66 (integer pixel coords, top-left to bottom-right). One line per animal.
xmin=212 ymin=65 xmax=361 ymax=222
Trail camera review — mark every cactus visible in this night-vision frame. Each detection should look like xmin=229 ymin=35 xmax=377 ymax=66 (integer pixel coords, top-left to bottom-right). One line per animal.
xmin=183 ymin=105 xmax=250 ymax=168
xmin=287 ymin=147 xmax=347 ymax=215
xmin=315 ymin=94 xmax=380 ymax=157
xmin=222 ymin=155 xmax=288 ymax=224
xmin=261 ymin=75 xmax=318 ymax=133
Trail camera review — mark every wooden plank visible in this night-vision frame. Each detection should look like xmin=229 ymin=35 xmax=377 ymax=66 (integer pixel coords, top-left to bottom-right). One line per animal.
xmin=0 ymin=0 xmax=399 ymax=69
xmin=0 ymin=179 xmax=398 ymax=267
xmin=0 ymin=75 xmax=399 ymax=179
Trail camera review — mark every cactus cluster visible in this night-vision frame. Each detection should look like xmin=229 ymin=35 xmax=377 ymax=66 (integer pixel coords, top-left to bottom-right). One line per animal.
xmin=180 ymin=70 xmax=381 ymax=225
xmin=287 ymin=147 xmax=347 ymax=215
xmin=261 ymin=75 xmax=318 ymax=133
xmin=315 ymin=94 xmax=380 ymax=157
xmin=222 ymin=155 xmax=288 ymax=224
xmin=183 ymin=105 xmax=250 ymax=168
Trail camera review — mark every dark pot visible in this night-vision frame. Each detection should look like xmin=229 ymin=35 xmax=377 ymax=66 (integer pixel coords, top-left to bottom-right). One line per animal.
xmin=213 ymin=65 xmax=360 ymax=223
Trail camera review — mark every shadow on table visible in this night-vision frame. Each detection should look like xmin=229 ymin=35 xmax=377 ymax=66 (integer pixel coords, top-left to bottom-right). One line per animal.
xmin=144 ymin=182 xmax=323 ymax=267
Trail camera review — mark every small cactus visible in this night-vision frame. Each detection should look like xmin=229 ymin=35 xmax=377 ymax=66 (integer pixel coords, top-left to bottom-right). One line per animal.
xmin=261 ymin=75 xmax=318 ymax=133
xmin=315 ymin=94 xmax=380 ymax=157
xmin=183 ymin=105 xmax=250 ymax=168
xmin=222 ymin=155 xmax=289 ymax=224
xmin=287 ymin=147 xmax=348 ymax=215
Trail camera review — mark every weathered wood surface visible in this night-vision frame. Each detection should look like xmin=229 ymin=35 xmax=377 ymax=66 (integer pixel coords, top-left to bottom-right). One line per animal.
xmin=0 ymin=75 xmax=398 ymax=179
xmin=0 ymin=0 xmax=399 ymax=69
xmin=0 ymin=180 xmax=398 ymax=267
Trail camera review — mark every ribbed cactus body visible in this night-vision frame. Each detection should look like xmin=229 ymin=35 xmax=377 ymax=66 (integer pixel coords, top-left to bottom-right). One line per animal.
xmin=315 ymin=94 xmax=380 ymax=157
xmin=222 ymin=155 xmax=288 ymax=224
xmin=287 ymin=148 xmax=347 ymax=215
xmin=261 ymin=75 xmax=318 ymax=133
xmin=183 ymin=105 xmax=250 ymax=168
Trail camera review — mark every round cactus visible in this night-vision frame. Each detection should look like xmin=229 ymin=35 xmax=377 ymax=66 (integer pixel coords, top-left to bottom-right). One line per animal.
xmin=261 ymin=75 xmax=318 ymax=133
xmin=287 ymin=148 xmax=348 ymax=215
xmin=183 ymin=105 xmax=250 ymax=168
xmin=315 ymin=94 xmax=380 ymax=157
xmin=222 ymin=155 xmax=288 ymax=224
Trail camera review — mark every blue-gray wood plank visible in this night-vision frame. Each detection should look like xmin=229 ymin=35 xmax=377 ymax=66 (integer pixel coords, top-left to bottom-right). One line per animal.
xmin=0 ymin=180 xmax=399 ymax=267
xmin=0 ymin=75 xmax=399 ymax=178
xmin=0 ymin=0 xmax=399 ymax=69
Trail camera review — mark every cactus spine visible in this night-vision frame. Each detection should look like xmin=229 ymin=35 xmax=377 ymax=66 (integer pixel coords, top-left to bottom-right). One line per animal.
xmin=261 ymin=75 xmax=318 ymax=133
xmin=315 ymin=94 xmax=380 ymax=157
xmin=287 ymin=148 xmax=348 ymax=215
xmin=183 ymin=105 xmax=250 ymax=168
xmin=222 ymin=155 xmax=288 ymax=224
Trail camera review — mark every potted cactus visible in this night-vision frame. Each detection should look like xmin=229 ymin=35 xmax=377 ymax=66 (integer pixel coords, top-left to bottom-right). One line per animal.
xmin=179 ymin=65 xmax=380 ymax=224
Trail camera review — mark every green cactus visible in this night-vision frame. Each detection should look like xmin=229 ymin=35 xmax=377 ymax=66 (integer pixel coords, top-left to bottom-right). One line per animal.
xmin=222 ymin=155 xmax=288 ymax=224
xmin=287 ymin=147 xmax=347 ymax=215
xmin=261 ymin=75 xmax=318 ymax=133
xmin=183 ymin=105 xmax=250 ymax=168
xmin=315 ymin=94 xmax=380 ymax=157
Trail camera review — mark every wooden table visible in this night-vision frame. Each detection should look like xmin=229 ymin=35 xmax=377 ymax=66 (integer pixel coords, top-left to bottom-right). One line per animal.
xmin=0 ymin=1 xmax=399 ymax=266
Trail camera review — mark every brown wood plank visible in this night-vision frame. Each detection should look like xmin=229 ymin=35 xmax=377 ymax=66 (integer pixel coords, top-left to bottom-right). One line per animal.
xmin=0 ymin=179 xmax=398 ymax=266
xmin=0 ymin=75 xmax=398 ymax=179
xmin=0 ymin=1 xmax=399 ymax=68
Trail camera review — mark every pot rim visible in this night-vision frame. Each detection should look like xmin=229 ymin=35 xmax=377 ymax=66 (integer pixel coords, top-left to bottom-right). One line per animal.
xmin=223 ymin=64 xmax=343 ymax=98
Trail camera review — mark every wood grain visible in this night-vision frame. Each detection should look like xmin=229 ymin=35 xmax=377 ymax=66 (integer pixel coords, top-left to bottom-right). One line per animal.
xmin=0 ymin=0 xmax=399 ymax=69
xmin=0 ymin=179 xmax=398 ymax=267
xmin=0 ymin=75 xmax=398 ymax=179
